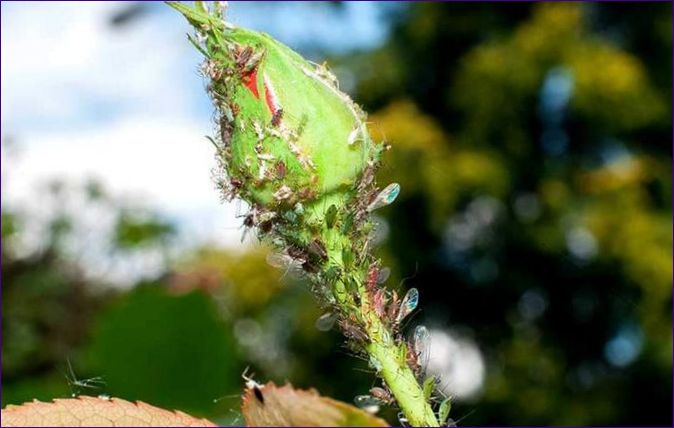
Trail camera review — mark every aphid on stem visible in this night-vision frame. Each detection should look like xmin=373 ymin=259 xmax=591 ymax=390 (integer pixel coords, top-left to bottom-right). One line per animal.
xmin=369 ymin=386 xmax=394 ymax=405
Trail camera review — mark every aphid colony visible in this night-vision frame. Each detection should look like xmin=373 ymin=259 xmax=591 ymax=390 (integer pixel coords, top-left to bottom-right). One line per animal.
xmin=175 ymin=3 xmax=449 ymax=423
xmin=204 ymin=43 xmax=451 ymax=424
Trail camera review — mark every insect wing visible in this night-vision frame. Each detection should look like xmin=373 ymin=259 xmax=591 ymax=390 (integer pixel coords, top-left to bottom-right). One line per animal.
xmin=367 ymin=183 xmax=400 ymax=212
xmin=315 ymin=311 xmax=338 ymax=331
xmin=396 ymin=288 xmax=419 ymax=324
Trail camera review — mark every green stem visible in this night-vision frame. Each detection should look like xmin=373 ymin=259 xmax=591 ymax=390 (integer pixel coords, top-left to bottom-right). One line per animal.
xmin=368 ymin=335 xmax=440 ymax=427
xmin=313 ymin=197 xmax=439 ymax=427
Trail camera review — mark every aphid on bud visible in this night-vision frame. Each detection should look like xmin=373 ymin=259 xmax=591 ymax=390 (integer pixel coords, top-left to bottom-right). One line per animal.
xmin=235 ymin=46 xmax=253 ymax=69
xmin=236 ymin=46 xmax=265 ymax=76
xmin=367 ymin=183 xmax=401 ymax=212
xmin=243 ymin=213 xmax=256 ymax=229
xmin=219 ymin=114 xmax=233 ymax=146
xmin=369 ymin=387 xmax=394 ymax=405
xmin=287 ymin=245 xmax=308 ymax=261
xmin=271 ymin=108 xmax=283 ymax=127
xmin=297 ymin=187 xmax=316 ymax=200
xmin=341 ymin=212 xmax=354 ymax=234
xmin=396 ymin=288 xmax=419 ymax=324
xmin=348 ymin=126 xmax=363 ymax=145
xmin=273 ymin=185 xmax=293 ymax=201
xmin=275 ymin=161 xmax=286 ymax=180
xmin=302 ymin=260 xmax=320 ymax=274
xmin=354 ymin=395 xmax=380 ymax=414
xmin=230 ymin=177 xmax=243 ymax=190
xmin=324 ymin=204 xmax=337 ymax=229
xmin=308 ymin=238 xmax=328 ymax=262
xmin=315 ymin=311 xmax=338 ymax=332
xmin=259 ymin=220 xmax=273 ymax=234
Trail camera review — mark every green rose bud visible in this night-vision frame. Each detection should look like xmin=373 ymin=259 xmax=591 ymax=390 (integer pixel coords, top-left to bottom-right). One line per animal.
xmin=170 ymin=1 xmax=381 ymax=211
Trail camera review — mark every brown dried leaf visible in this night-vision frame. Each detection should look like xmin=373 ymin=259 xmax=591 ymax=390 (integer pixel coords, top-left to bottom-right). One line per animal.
xmin=242 ymin=382 xmax=388 ymax=427
xmin=0 ymin=396 xmax=217 ymax=427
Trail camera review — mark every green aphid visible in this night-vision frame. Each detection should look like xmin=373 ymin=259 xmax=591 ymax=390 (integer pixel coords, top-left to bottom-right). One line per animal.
xmin=342 ymin=248 xmax=354 ymax=268
xmin=340 ymin=212 xmax=354 ymax=234
xmin=422 ymin=376 xmax=435 ymax=401
xmin=438 ymin=397 xmax=452 ymax=426
xmin=325 ymin=204 xmax=338 ymax=229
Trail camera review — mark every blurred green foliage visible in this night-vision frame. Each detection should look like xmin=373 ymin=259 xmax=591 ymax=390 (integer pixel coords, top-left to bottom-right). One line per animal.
xmin=2 ymin=2 xmax=671 ymax=426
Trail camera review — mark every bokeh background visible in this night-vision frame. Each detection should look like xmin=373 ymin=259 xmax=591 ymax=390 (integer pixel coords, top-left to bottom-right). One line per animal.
xmin=1 ymin=1 xmax=672 ymax=425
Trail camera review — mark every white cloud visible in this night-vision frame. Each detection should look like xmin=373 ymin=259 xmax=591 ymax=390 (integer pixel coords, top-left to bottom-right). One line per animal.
xmin=4 ymin=117 xmax=242 ymax=244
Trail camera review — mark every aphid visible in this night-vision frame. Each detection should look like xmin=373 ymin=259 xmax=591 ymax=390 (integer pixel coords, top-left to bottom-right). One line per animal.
xmin=324 ymin=204 xmax=338 ymax=229
xmin=366 ymin=264 xmax=380 ymax=291
xmin=386 ymin=290 xmax=400 ymax=323
xmin=259 ymin=220 xmax=273 ymax=234
xmin=315 ymin=311 xmax=338 ymax=331
xmin=308 ymin=238 xmax=328 ymax=262
xmin=302 ymin=260 xmax=320 ymax=274
xmin=275 ymin=161 xmax=286 ymax=180
xmin=297 ymin=186 xmax=316 ymax=200
xmin=348 ymin=126 xmax=362 ymax=145
xmin=271 ymin=108 xmax=283 ymax=127
xmin=438 ymin=397 xmax=452 ymax=426
xmin=367 ymin=183 xmax=401 ymax=212
xmin=237 ymin=47 xmax=265 ymax=76
xmin=339 ymin=319 xmax=368 ymax=343
xmin=235 ymin=46 xmax=253 ymax=69
xmin=219 ymin=114 xmax=233 ymax=146
xmin=412 ymin=325 xmax=431 ymax=378
xmin=369 ymin=387 xmax=393 ymax=404
xmin=372 ymin=288 xmax=387 ymax=318
xmin=340 ymin=212 xmax=354 ymax=234
xmin=396 ymin=288 xmax=419 ymax=324
xmin=358 ymin=164 xmax=375 ymax=192
xmin=242 ymin=367 xmax=265 ymax=404
xmin=243 ymin=213 xmax=256 ymax=228
xmin=273 ymin=185 xmax=293 ymax=201
xmin=287 ymin=245 xmax=308 ymax=261
xmin=422 ymin=376 xmax=435 ymax=401
xmin=354 ymin=395 xmax=380 ymax=414
xmin=65 ymin=360 xmax=105 ymax=397
xmin=230 ymin=177 xmax=243 ymax=190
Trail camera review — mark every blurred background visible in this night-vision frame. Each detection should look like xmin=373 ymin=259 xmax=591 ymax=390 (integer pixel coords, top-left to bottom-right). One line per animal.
xmin=1 ymin=1 xmax=672 ymax=425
